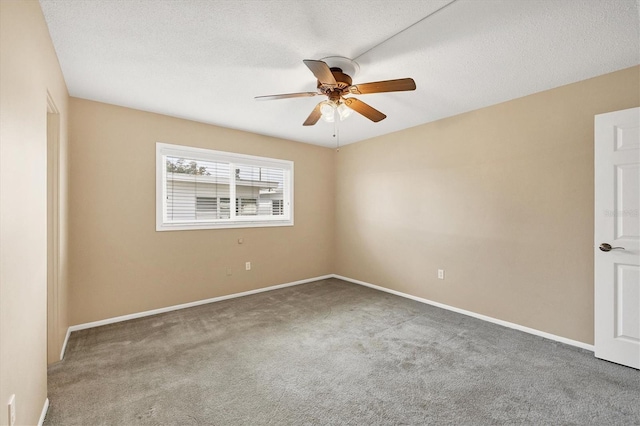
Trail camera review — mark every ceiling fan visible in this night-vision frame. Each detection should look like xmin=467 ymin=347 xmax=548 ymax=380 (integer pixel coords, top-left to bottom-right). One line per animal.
xmin=255 ymin=56 xmax=416 ymax=126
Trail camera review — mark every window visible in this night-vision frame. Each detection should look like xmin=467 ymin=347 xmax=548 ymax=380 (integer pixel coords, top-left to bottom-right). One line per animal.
xmin=156 ymin=143 xmax=293 ymax=231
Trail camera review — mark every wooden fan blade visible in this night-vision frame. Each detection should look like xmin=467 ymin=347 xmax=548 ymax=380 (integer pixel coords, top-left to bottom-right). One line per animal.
xmin=255 ymin=92 xmax=319 ymax=101
xmin=303 ymin=59 xmax=337 ymax=87
xmin=303 ymin=103 xmax=323 ymax=126
xmin=343 ymin=98 xmax=386 ymax=122
xmin=347 ymin=78 xmax=416 ymax=95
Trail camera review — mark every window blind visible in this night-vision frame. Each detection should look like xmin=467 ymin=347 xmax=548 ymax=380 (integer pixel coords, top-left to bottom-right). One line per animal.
xmin=157 ymin=143 xmax=293 ymax=231
xmin=165 ymin=156 xmax=230 ymax=222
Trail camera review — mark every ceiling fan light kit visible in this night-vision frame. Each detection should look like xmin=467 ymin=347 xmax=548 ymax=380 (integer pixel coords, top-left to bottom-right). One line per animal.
xmin=319 ymin=100 xmax=353 ymax=123
xmin=255 ymin=56 xmax=416 ymax=126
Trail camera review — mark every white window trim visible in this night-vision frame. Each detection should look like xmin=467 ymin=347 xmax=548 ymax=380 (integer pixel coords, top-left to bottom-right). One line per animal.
xmin=156 ymin=142 xmax=294 ymax=231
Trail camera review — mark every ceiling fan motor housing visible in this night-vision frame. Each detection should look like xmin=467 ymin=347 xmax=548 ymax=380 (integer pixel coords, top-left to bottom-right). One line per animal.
xmin=317 ymin=68 xmax=352 ymax=94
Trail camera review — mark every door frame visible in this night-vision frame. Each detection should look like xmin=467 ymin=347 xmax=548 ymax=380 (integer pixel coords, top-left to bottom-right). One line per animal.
xmin=47 ymin=91 xmax=61 ymax=364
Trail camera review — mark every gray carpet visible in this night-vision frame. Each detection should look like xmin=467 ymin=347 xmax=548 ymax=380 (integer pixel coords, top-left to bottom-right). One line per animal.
xmin=46 ymin=278 xmax=640 ymax=425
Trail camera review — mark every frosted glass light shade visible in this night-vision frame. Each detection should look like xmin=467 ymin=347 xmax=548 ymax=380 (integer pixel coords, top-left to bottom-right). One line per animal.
xmin=337 ymin=103 xmax=352 ymax=121
xmin=320 ymin=101 xmax=336 ymax=122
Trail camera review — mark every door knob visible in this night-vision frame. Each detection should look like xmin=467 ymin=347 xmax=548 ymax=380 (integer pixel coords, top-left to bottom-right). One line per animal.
xmin=599 ymin=243 xmax=625 ymax=252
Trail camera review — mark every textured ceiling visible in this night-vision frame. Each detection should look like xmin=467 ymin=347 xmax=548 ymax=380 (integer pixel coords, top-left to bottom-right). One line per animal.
xmin=40 ymin=0 xmax=639 ymax=147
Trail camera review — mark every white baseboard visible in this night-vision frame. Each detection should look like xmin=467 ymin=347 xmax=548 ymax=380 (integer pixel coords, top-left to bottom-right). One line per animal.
xmin=67 ymin=275 xmax=333 ymax=333
xmin=63 ymin=273 xmax=593 ymax=353
xmin=38 ymin=398 xmax=49 ymax=426
xmin=333 ymin=274 xmax=595 ymax=352
xmin=60 ymin=327 xmax=71 ymax=360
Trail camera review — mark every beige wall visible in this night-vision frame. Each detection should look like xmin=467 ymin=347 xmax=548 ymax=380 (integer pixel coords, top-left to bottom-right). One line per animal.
xmin=68 ymin=99 xmax=335 ymax=325
xmin=0 ymin=2 xmax=635 ymax=423
xmin=335 ymin=66 xmax=639 ymax=345
xmin=0 ymin=4 xmax=635 ymax=419
xmin=0 ymin=1 xmax=70 ymax=425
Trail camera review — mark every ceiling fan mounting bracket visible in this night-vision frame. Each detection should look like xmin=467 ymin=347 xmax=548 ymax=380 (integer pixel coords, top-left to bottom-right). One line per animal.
xmin=320 ymin=56 xmax=360 ymax=79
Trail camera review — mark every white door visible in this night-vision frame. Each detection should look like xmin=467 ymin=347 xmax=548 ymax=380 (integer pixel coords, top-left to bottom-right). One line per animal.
xmin=594 ymin=107 xmax=640 ymax=369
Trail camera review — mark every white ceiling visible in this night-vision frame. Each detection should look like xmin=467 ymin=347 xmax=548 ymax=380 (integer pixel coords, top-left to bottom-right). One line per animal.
xmin=40 ymin=0 xmax=639 ymax=148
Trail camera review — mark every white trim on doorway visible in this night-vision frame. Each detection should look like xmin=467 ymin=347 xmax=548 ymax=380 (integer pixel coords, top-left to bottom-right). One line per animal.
xmin=60 ymin=327 xmax=71 ymax=360
xmin=38 ymin=398 xmax=49 ymax=426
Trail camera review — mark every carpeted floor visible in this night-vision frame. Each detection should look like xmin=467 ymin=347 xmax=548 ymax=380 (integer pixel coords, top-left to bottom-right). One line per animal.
xmin=46 ymin=278 xmax=640 ymax=425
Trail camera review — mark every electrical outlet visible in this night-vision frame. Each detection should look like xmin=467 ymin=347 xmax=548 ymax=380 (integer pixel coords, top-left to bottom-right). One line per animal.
xmin=8 ymin=394 xmax=15 ymax=426
xmin=438 ymin=269 xmax=445 ymax=280
xmin=245 ymin=262 xmax=251 ymax=271
xmin=226 ymin=267 xmax=232 ymax=276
